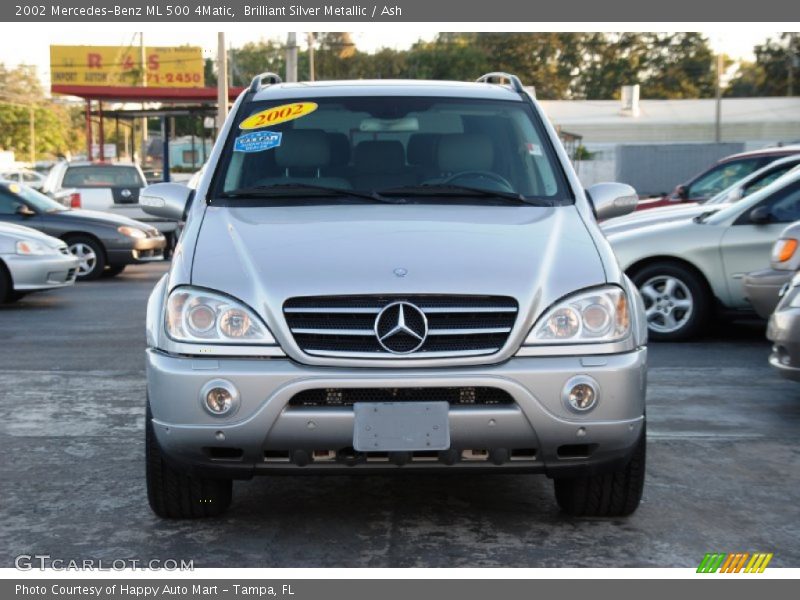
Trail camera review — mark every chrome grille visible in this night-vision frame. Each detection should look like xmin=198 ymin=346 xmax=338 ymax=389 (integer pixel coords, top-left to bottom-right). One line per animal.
xmin=284 ymin=295 xmax=518 ymax=358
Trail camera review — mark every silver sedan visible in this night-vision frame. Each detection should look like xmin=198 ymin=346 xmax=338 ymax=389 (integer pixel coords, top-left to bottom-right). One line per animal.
xmin=608 ymin=168 xmax=800 ymax=340
xmin=767 ymin=271 xmax=800 ymax=381
xmin=0 ymin=222 xmax=79 ymax=303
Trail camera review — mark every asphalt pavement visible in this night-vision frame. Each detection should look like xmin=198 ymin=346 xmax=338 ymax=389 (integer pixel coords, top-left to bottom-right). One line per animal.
xmin=1 ymin=262 xmax=799 ymax=568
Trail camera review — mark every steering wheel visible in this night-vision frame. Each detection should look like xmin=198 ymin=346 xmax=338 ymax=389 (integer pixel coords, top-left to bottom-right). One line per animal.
xmin=442 ymin=170 xmax=514 ymax=192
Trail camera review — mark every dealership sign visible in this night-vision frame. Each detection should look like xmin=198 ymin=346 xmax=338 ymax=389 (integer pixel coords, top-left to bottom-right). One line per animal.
xmin=50 ymin=45 xmax=204 ymax=88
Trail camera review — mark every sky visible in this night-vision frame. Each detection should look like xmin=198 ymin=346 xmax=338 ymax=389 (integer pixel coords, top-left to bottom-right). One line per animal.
xmin=0 ymin=26 xmax=790 ymax=89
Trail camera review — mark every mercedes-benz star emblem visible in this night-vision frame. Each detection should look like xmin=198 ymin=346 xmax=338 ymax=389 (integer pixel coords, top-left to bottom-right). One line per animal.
xmin=393 ymin=267 xmax=408 ymax=278
xmin=374 ymin=301 xmax=428 ymax=354
xmin=121 ymin=189 xmax=132 ymax=198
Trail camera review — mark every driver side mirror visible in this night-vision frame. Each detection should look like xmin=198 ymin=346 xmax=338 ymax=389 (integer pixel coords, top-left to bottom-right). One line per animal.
xmin=140 ymin=183 xmax=192 ymax=221
xmin=675 ymin=185 xmax=689 ymax=201
xmin=586 ymin=182 xmax=639 ymax=220
xmin=749 ymin=206 xmax=772 ymax=225
xmin=15 ymin=203 xmax=35 ymax=217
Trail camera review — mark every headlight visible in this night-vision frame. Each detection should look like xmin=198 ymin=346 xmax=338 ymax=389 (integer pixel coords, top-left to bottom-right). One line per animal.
xmin=118 ymin=226 xmax=147 ymax=239
xmin=16 ymin=240 xmax=56 ymax=255
xmin=165 ymin=287 xmax=276 ymax=344
xmin=524 ymin=286 xmax=630 ymax=345
xmin=772 ymin=238 xmax=798 ymax=263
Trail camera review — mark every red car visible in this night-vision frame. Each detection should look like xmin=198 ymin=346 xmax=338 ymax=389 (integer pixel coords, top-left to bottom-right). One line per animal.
xmin=636 ymin=145 xmax=800 ymax=211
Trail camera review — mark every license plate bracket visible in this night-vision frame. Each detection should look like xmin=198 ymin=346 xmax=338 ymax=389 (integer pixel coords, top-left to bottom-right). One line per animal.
xmin=353 ymin=401 xmax=450 ymax=452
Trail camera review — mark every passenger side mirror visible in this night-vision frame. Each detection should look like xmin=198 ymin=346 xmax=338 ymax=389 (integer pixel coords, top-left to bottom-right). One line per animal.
xmin=586 ymin=182 xmax=639 ymax=220
xmin=749 ymin=206 xmax=773 ymax=225
xmin=140 ymin=183 xmax=192 ymax=221
xmin=15 ymin=203 xmax=35 ymax=217
xmin=676 ymin=185 xmax=689 ymax=201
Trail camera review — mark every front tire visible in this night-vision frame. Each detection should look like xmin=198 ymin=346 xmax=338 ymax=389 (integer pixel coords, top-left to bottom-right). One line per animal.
xmin=554 ymin=428 xmax=646 ymax=517
xmin=0 ymin=262 xmax=12 ymax=304
xmin=66 ymin=236 xmax=106 ymax=281
xmin=631 ymin=262 xmax=711 ymax=341
xmin=146 ymin=404 xmax=232 ymax=518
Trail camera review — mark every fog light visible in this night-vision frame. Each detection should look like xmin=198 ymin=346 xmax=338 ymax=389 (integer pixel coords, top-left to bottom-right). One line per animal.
xmin=200 ymin=379 xmax=239 ymax=417
xmin=562 ymin=375 xmax=599 ymax=412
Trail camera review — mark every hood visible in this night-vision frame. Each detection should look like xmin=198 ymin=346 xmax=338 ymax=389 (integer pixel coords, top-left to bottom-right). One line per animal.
xmin=0 ymin=221 xmax=63 ymax=247
xmin=602 ymin=203 xmax=717 ymax=235
xmin=57 ymin=208 xmax=158 ymax=232
xmin=190 ymin=203 xmax=606 ymax=327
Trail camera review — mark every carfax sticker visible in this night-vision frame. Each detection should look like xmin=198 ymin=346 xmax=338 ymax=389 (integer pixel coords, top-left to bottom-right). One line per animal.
xmin=526 ymin=143 xmax=543 ymax=156
xmin=233 ymin=130 xmax=283 ymax=153
xmin=239 ymin=102 xmax=318 ymax=130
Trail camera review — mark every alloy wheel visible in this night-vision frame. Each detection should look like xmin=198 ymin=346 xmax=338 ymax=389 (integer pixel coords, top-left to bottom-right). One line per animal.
xmin=639 ymin=275 xmax=694 ymax=334
xmin=69 ymin=242 xmax=97 ymax=276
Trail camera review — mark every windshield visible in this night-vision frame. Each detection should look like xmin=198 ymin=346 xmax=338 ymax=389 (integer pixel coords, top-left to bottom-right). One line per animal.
xmin=690 ymin=158 xmax=764 ymax=202
xmin=705 ymin=162 xmax=800 ymax=206
xmin=4 ymin=183 xmax=66 ymax=212
xmin=62 ymin=165 xmax=144 ymax=188
xmin=210 ymin=96 xmax=571 ymax=204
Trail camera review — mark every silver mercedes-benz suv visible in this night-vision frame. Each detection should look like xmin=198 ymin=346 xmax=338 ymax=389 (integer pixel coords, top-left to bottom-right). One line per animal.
xmin=141 ymin=73 xmax=647 ymax=519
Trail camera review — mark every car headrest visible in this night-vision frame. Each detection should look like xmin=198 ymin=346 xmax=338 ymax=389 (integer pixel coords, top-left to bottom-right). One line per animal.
xmin=326 ymin=133 xmax=351 ymax=167
xmin=407 ymin=133 xmax=440 ymax=167
xmin=437 ymin=134 xmax=494 ymax=173
xmin=275 ymin=129 xmax=330 ymax=169
xmin=353 ymin=141 xmax=405 ymax=174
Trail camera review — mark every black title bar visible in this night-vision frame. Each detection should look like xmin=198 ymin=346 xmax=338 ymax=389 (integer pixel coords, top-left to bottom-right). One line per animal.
xmin=2 ymin=0 xmax=793 ymax=22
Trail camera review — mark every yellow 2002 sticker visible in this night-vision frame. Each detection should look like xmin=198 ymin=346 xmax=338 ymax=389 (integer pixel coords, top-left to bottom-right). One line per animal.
xmin=239 ymin=102 xmax=318 ymax=130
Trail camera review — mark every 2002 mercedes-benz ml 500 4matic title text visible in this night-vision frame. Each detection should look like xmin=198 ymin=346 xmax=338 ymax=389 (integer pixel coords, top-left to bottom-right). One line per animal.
xmin=141 ymin=73 xmax=647 ymax=519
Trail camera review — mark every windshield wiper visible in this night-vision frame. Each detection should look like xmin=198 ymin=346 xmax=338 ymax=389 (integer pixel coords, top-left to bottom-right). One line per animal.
xmin=378 ymin=183 xmax=552 ymax=205
xmin=219 ymin=183 xmax=404 ymax=204
xmin=693 ymin=210 xmax=716 ymax=223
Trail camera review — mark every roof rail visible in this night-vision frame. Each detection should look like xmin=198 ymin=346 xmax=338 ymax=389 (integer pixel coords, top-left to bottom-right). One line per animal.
xmin=476 ymin=72 xmax=525 ymax=94
xmin=249 ymin=72 xmax=283 ymax=93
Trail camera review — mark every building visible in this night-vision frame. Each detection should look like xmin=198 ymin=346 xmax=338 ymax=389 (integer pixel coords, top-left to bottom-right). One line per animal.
xmin=537 ymin=93 xmax=800 ymax=147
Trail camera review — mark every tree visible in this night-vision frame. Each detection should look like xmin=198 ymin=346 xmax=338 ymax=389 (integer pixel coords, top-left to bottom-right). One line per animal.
xmin=0 ymin=63 xmax=84 ymax=160
xmin=727 ymin=33 xmax=800 ymax=97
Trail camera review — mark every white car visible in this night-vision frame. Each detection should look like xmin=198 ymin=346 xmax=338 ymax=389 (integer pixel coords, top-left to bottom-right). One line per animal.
xmin=0 ymin=221 xmax=78 ymax=303
xmin=42 ymin=161 xmax=178 ymax=240
xmin=602 ymin=155 xmax=800 ymax=236
xmin=1 ymin=168 xmax=46 ymax=190
xmin=609 ymin=168 xmax=800 ymax=340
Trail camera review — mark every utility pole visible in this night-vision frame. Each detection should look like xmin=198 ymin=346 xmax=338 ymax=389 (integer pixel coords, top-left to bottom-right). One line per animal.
xmin=308 ymin=32 xmax=315 ymax=82
xmin=216 ymin=32 xmax=229 ymax=131
xmin=139 ymin=32 xmax=148 ymax=165
xmin=714 ymin=53 xmax=723 ymax=143
xmin=286 ymin=32 xmax=298 ymax=83
xmin=789 ymin=33 xmax=797 ymax=97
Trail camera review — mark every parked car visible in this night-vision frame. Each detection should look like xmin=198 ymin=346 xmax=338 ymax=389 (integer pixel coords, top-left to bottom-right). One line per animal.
xmin=603 ymin=156 xmax=800 ymax=235
xmin=608 ymin=168 xmax=800 ymax=340
xmin=1 ymin=167 xmax=46 ymax=190
xmin=767 ymin=271 xmax=800 ymax=381
xmin=140 ymin=73 xmax=647 ymax=519
xmin=41 ymin=161 xmax=179 ymax=246
xmin=743 ymin=220 xmax=800 ymax=318
xmin=0 ymin=181 xmax=165 ymax=280
xmin=0 ymin=221 xmax=78 ymax=303
xmin=635 ymin=145 xmax=800 ymax=212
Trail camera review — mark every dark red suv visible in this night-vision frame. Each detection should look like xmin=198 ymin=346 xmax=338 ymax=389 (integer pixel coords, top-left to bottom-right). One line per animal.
xmin=636 ymin=145 xmax=800 ymax=211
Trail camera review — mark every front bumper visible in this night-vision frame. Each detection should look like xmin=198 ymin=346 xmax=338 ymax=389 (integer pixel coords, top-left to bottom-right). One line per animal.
xmin=3 ymin=252 xmax=79 ymax=291
xmin=767 ymin=307 xmax=800 ymax=381
xmin=743 ymin=268 xmax=792 ymax=319
xmin=147 ymin=347 xmax=647 ymax=478
xmin=106 ymin=235 xmax=166 ymax=266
